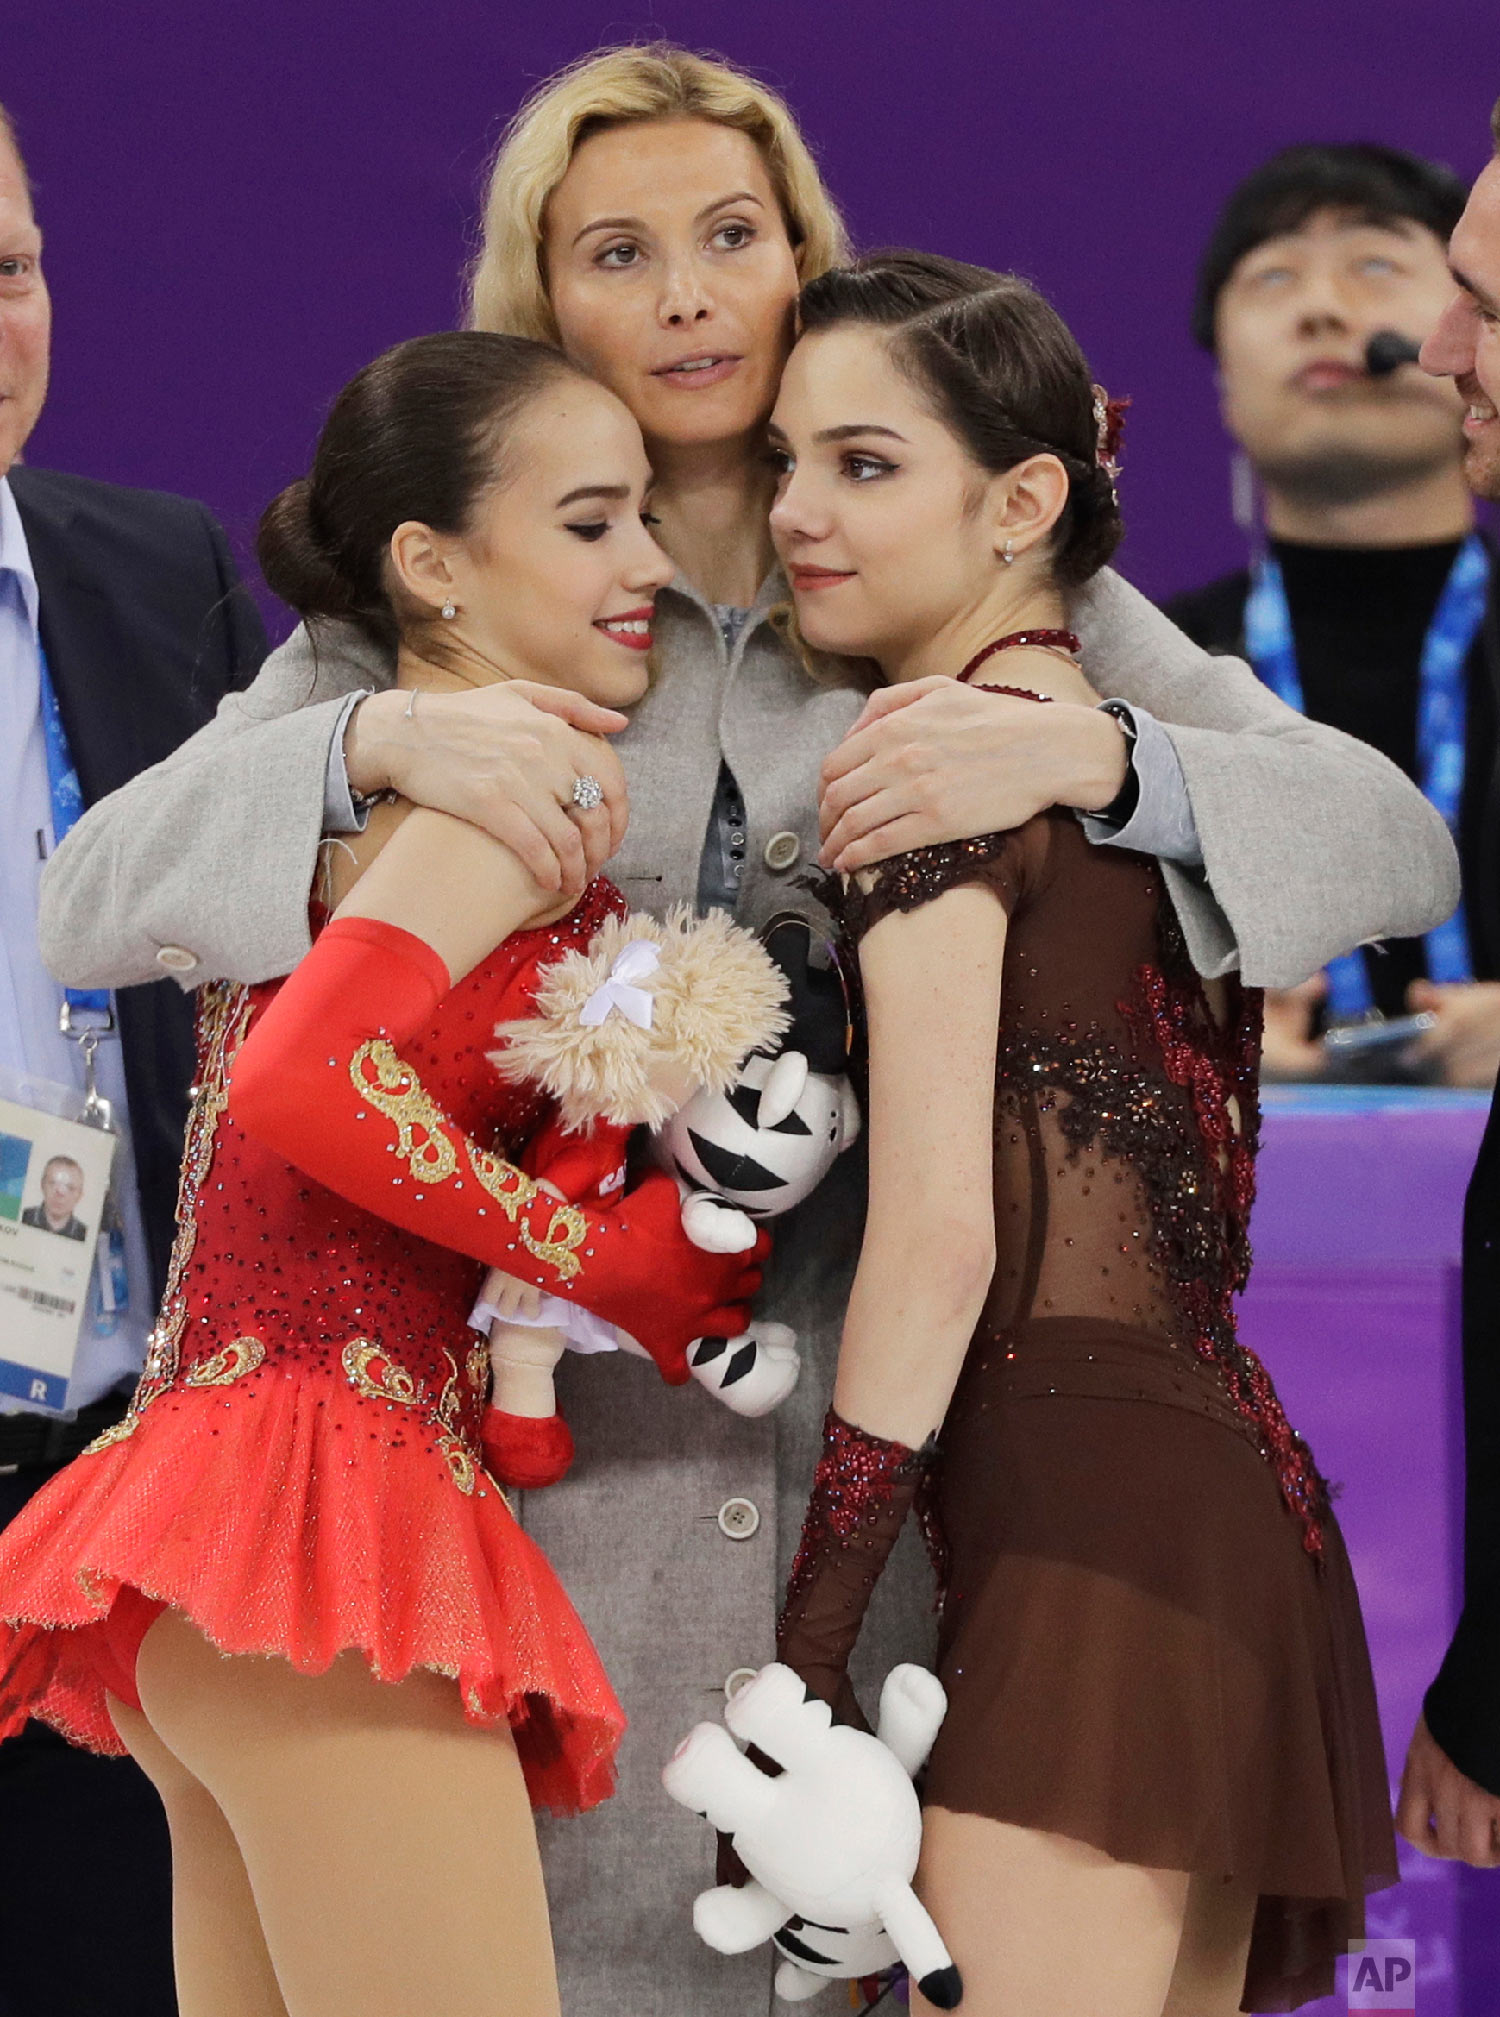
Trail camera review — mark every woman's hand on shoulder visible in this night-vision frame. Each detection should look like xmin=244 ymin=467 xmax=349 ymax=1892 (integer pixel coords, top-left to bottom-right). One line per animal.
xmin=344 ymin=680 xmax=629 ymax=896
xmin=818 ymin=677 xmax=1128 ymax=873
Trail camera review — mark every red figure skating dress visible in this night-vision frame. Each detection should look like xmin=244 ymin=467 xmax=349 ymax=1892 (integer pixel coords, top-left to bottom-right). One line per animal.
xmin=0 ymin=878 xmax=742 ymax=1816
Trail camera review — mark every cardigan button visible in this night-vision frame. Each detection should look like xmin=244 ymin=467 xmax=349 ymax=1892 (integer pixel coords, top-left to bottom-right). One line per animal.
xmin=724 ymin=1666 xmax=759 ymax=1701
xmin=155 ymin=944 xmax=199 ymax=974
xmin=764 ymin=831 xmax=801 ymax=873
xmin=717 ymin=1496 xmax=760 ymax=1541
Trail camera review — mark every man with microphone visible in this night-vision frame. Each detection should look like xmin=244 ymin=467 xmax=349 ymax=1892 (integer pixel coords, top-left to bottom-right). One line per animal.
xmin=1167 ymin=144 xmax=1500 ymax=1085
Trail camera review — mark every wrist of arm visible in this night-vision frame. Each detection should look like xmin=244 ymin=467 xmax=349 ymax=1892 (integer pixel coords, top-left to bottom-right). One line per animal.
xmin=834 ymin=1227 xmax=993 ymax=1446
xmin=343 ymin=688 xmax=409 ymax=800
xmin=1060 ymin=702 xmax=1132 ymax=814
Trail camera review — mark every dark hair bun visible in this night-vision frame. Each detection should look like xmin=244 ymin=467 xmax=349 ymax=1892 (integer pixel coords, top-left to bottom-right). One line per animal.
xmin=256 ymin=478 xmax=362 ymax=628
xmin=1054 ymin=459 xmax=1124 ymax=586
xmin=256 ymin=332 xmax=581 ymax=649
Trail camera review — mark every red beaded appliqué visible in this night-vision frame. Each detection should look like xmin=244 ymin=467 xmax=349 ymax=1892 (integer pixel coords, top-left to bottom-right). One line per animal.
xmin=784 ymin=1410 xmax=927 ymax=1610
xmin=1119 ymin=923 xmax=1328 ymax=1557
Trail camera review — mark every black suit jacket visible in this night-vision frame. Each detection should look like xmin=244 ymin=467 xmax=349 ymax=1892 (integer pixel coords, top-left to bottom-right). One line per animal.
xmin=9 ymin=465 xmax=268 ymax=1305
xmin=1168 ymin=553 xmax=1500 ymax=1793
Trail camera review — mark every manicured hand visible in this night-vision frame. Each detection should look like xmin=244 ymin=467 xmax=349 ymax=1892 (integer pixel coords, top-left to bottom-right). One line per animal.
xmin=345 ymin=681 xmax=630 ymax=895
xmin=1397 ymin=1714 xmax=1500 ymax=1866
xmin=818 ymin=678 xmax=1128 ymax=872
xmin=1407 ymin=980 xmax=1500 ymax=1090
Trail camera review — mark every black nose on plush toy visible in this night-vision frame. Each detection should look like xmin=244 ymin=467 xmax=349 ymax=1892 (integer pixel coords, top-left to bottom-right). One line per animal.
xmin=918 ymin=1963 xmax=964 ymax=2009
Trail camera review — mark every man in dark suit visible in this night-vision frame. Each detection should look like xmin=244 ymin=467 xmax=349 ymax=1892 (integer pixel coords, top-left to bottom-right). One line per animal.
xmin=1396 ymin=96 xmax=1500 ymax=1872
xmin=1164 ymin=144 xmax=1500 ymax=1087
xmin=0 ymin=103 xmax=266 ymax=2015
xmin=20 ymin=1155 xmax=87 ymax=1238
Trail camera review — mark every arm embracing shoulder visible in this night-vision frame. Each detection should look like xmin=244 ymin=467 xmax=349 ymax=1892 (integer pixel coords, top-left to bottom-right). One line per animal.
xmin=38 ymin=620 xmax=392 ymax=992
xmin=226 ymin=811 xmax=763 ymax=1364
xmin=1074 ymin=568 xmax=1460 ymax=988
xmin=834 ymin=884 xmax=1006 ymax=1446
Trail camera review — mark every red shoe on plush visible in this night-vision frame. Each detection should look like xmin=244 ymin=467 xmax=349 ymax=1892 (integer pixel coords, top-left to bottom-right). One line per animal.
xmin=481 ymin=1408 xmax=576 ymax=1490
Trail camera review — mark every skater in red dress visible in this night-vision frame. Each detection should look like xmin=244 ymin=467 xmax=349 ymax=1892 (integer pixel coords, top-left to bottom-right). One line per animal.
xmin=0 ymin=331 xmax=764 ymax=2017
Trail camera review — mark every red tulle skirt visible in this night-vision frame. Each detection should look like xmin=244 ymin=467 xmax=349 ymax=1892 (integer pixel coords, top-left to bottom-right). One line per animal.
xmin=0 ymin=1369 xmax=624 ymax=1817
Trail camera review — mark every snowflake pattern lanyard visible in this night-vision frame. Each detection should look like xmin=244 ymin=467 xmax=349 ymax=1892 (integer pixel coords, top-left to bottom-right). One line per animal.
xmin=1244 ymin=532 xmax=1489 ymax=1021
xmin=38 ymin=642 xmax=129 ymax=1327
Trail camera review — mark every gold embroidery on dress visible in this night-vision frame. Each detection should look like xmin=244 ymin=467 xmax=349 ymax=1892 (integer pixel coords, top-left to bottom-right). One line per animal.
xmin=467 ymin=1144 xmax=587 ymax=1282
xmin=83 ymin=1417 xmax=137 ymax=1455
xmin=342 ymin=1339 xmax=483 ymax=1497
xmin=343 ymin=1338 xmax=425 ymax=1407
xmin=88 ymin=983 xmax=255 ymax=1452
xmin=349 ymin=1040 xmax=459 ymax=1183
xmin=435 ymin=1351 xmax=463 ymax=1431
xmin=185 ymin=1337 xmax=267 ymax=1388
xmin=438 ymin=1437 xmax=478 ymax=1495
xmin=433 ymin=1351 xmax=477 ymax=1495
xmin=466 ymin=1343 xmax=491 ymax=1394
xmin=75 ymin=1565 xmax=110 ymax=1608
xmin=347 ymin=1037 xmax=588 ymax=1285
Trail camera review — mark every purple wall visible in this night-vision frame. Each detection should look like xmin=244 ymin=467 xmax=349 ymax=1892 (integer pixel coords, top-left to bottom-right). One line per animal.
xmin=7 ymin=0 xmax=1498 ymax=630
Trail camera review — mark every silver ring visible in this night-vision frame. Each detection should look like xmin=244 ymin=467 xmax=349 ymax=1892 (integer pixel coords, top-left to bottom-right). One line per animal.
xmin=571 ymin=774 xmax=604 ymax=812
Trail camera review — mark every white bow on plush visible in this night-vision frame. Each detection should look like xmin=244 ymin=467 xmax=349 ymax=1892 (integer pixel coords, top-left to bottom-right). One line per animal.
xmin=579 ymin=940 xmax=661 ymax=1028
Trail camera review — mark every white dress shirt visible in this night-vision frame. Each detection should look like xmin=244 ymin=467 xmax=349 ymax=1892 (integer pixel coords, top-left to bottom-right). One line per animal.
xmin=0 ymin=475 xmax=153 ymax=1412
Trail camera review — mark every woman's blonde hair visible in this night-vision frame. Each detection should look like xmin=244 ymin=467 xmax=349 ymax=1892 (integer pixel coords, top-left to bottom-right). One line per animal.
xmin=467 ymin=42 xmax=851 ymax=341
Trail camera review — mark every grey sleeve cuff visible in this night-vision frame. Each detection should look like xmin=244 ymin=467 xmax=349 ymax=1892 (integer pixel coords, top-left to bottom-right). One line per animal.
xmin=1078 ymin=703 xmax=1204 ymax=867
xmin=322 ymin=689 xmax=374 ymax=833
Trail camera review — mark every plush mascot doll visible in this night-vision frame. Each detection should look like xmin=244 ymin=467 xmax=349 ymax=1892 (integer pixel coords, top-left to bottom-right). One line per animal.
xmin=655 ymin=915 xmax=862 ymax=1405
xmin=471 ymin=910 xmax=858 ymax=1489
xmin=662 ymin=1661 xmax=963 ymax=2008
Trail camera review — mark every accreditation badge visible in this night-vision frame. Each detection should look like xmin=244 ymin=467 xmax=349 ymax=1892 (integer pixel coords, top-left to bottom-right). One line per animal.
xmin=0 ymin=1090 xmax=120 ymax=1413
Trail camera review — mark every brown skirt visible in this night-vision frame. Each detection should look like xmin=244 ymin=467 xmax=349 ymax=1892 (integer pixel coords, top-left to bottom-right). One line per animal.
xmin=922 ymin=1317 xmax=1398 ymax=2013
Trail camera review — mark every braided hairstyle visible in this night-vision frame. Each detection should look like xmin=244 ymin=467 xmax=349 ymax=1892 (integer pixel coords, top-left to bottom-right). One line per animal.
xmin=796 ymin=252 xmax=1123 ymax=586
xmin=258 ymin=331 xmax=585 ymax=649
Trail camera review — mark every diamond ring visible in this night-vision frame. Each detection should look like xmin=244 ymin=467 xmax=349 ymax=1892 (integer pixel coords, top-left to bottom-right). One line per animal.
xmin=571 ymin=774 xmax=604 ymax=812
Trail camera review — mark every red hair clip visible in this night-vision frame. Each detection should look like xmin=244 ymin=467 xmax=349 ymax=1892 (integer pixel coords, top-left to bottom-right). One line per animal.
xmin=1092 ymin=387 xmax=1131 ymax=485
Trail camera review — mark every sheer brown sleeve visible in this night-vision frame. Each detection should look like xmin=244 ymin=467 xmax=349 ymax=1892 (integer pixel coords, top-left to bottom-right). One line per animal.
xmin=838 ymin=817 xmax=1050 ymax=947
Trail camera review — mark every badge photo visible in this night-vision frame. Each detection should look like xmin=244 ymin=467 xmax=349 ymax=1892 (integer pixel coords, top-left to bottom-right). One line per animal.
xmin=0 ymin=1094 xmax=119 ymax=1412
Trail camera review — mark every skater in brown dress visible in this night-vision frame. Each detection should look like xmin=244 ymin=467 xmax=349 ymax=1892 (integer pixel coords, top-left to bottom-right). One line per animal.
xmin=767 ymin=252 xmax=1397 ymax=2014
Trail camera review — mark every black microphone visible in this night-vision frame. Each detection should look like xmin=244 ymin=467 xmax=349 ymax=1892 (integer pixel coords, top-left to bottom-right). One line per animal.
xmin=1365 ymin=330 xmax=1422 ymax=377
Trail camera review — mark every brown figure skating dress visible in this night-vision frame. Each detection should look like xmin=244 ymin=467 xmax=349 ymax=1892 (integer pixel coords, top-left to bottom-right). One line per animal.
xmin=838 ymin=811 xmax=1397 ymax=2013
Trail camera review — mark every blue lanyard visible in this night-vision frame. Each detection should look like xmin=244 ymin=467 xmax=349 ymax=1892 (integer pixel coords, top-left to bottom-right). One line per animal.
xmin=37 ymin=641 xmax=111 ymax=1019
xmin=1244 ymin=533 xmax=1490 ymax=1021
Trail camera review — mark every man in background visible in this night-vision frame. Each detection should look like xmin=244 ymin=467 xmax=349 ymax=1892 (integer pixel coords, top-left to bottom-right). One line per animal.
xmin=1166 ymin=144 xmax=1500 ymax=1085
xmin=0 ymin=104 xmax=266 ymax=2015
xmin=1398 ymin=95 xmax=1500 ymax=1872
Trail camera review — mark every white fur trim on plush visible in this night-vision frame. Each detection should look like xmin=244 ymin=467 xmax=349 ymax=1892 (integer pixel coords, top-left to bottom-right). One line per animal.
xmin=489 ymin=906 xmax=789 ymax=1132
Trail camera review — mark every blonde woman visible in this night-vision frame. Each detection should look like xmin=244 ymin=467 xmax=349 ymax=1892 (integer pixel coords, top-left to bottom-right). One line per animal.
xmin=41 ymin=44 xmax=1456 ymax=2015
